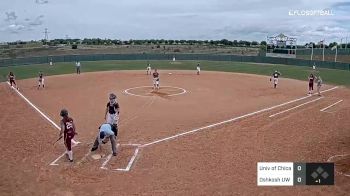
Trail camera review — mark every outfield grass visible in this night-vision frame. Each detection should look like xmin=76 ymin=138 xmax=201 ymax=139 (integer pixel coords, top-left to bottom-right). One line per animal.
xmin=1 ymin=60 xmax=349 ymax=86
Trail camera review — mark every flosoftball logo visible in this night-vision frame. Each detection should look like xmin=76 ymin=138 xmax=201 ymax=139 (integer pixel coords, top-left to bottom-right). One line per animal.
xmin=289 ymin=9 xmax=334 ymax=16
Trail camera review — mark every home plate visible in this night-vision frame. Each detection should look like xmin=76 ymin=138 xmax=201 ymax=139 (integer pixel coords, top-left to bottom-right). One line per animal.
xmin=91 ymin=154 xmax=104 ymax=160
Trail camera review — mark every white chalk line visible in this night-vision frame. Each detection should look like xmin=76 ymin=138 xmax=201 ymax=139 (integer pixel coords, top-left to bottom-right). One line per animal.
xmin=113 ymin=148 xmax=140 ymax=172
xmin=100 ymin=154 xmax=113 ymax=169
xmin=320 ymin=100 xmax=343 ymax=112
xmin=327 ymin=154 xmax=350 ymax=177
xmin=140 ymin=86 xmax=338 ymax=148
xmin=100 ymin=144 xmax=141 ymax=171
xmin=49 ymin=143 xmax=79 ymax=166
xmin=124 ymin=86 xmax=187 ymax=98
xmin=269 ymin=97 xmax=324 ymax=118
xmin=6 ymin=82 xmax=81 ymax=166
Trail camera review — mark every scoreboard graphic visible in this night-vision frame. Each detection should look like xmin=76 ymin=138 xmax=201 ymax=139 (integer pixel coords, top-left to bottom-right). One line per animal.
xmin=257 ymin=162 xmax=334 ymax=186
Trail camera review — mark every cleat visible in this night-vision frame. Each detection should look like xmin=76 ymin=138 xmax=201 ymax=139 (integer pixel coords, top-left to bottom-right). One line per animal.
xmin=91 ymin=146 xmax=98 ymax=152
xmin=112 ymin=152 xmax=117 ymax=156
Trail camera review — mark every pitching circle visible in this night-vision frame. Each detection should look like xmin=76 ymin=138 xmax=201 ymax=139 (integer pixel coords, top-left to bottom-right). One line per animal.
xmin=124 ymin=86 xmax=187 ymax=97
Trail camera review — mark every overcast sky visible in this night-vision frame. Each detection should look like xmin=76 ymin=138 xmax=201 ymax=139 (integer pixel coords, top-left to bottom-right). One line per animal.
xmin=0 ymin=0 xmax=349 ymax=44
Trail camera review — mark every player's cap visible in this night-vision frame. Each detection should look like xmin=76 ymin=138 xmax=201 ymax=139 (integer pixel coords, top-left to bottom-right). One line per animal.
xmin=60 ymin=109 xmax=68 ymax=117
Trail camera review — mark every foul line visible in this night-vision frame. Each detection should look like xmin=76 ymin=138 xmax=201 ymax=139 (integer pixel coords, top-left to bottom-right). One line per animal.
xmin=140 ymin=86 xmax=338 ymax=148
xmin=6 ymin=82 xmax=79 ymax=144
xmin=269 ymin=97 xmax=323 ymax=118
xmin=6 ymin=82 xmax=81 ymax=166
xmin=320 ymin=100 xmax=343 ymax=112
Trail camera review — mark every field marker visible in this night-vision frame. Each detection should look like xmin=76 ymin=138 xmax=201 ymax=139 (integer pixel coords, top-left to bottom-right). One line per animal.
xmin=113 ymin=148 xmax=140 ymax=172
xmin=100 ymin=154 xmax=113 ymax=169
xmin=124 ymin=86 xmax=187 ymax=97
xmin=327 ymin=154 xmax=350 ymax=177
xmin=269 ymin=97 xmax=323 ymax=118
xmin=320 ymin=100 xmax=343 ymax=112
xmin=49 ymin=143 xmax=79 ymax=165
xmin=140 ymin=86 xmax=338 ymax=148
xmin=99 ymin=143 xmax=140 ymax=171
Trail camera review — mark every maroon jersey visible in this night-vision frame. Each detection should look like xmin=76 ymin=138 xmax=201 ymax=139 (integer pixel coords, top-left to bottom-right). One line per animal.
xmin=9 ymin=74 xmax=14 ymax=81
xmin=153 ymin=72 xmax=159 ymax=78
xmin=62 ymin=117 xmax=75 ymax=136
xmin=309 ymin=76 xmax=315 ymax=84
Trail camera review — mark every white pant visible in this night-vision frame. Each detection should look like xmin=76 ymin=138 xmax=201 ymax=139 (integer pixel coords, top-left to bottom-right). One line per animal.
xmin=273 ymin=78 xmax=278 ymax=85
xmin=106 ymin=113 xmax=119 ymax=125
xmin=153 ymin=78 xmax=159 ymax=86
xmin=197 ymin=67 xmax=201 ymax=72
xmin=38 ymin=79 xmax=44 ymax=85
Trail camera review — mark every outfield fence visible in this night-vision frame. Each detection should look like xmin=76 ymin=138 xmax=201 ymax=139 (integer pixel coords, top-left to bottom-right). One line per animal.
xmin=0 ymin=53 xmax=349 ymax=70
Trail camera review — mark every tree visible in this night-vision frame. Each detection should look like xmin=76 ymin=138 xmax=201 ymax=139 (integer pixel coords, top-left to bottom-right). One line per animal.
xmin=260 ymin=41 xmax=267 ymax=46
xmin=251 ymin=41 xmax=259 ymax=46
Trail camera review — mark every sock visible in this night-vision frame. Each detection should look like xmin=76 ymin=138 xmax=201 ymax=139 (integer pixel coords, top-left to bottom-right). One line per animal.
xmin=67 ymin=150 xmax=73 ymax=160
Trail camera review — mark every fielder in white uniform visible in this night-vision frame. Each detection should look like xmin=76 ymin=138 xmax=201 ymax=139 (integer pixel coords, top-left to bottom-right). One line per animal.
xmin=270 ymin=70 xmax=281 ymax=88
xmin=147 ymin=64 xmax=151 ymax=75
xmin=197 ymin=63 xmax=201 ymax=75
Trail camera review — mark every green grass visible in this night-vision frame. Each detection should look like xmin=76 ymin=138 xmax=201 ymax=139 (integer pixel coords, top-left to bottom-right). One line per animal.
xmin=1 ymin=60 xmax=349 ymax=86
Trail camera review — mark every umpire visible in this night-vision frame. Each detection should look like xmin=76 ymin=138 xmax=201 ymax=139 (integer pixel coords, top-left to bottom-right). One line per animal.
xmin=91 ymin=123 xmax=118 ymax=156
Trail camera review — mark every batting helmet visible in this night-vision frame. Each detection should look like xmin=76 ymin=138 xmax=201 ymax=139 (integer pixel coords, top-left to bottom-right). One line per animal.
xmin=60 ymin=109 xmax=68 ymax=117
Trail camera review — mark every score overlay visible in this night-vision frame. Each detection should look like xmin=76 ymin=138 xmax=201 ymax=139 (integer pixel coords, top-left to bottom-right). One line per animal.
xmin=257 ymin=162 xmax=334 ymax=186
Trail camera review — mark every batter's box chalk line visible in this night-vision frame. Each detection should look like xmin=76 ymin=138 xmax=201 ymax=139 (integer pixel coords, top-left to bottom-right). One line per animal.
xmin=100 ymin=144 xmax=141 ymax=172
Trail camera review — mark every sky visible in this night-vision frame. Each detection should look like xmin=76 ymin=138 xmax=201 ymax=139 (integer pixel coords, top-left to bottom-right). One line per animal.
xmin=0 ymin=0 xmax=349 ymax=44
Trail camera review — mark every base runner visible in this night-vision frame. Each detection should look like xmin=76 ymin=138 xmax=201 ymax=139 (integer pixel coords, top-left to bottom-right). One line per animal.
xmin=153 ymin=69 xmax=160 ymax=90
xmin=8 ymin=72 xmax=19 ymax=90
xmin=308 ymin=73 xmax=315 ymax=95
xmin=58 ymin=109 xmax=77 ymax=162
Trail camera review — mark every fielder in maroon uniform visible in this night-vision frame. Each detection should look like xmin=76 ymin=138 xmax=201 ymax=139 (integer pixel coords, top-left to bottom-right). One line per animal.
xmin=308 ymin=73 xmax=315 ymax=95
xmin=8 ymin=72 xmax=19 ymax=89
xmin=59 ymin=109 xmax=77 ymax=162
xmin=153 ymin=69 xmax=160 ymax=90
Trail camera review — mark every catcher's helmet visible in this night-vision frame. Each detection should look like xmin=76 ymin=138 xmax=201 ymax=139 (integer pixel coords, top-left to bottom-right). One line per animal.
xmin=60 ymin=109 xmax=68 ymax=117
xmin=109 ymin=93 xmax=117 ymax=100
